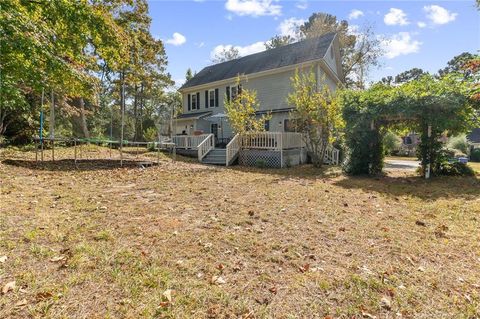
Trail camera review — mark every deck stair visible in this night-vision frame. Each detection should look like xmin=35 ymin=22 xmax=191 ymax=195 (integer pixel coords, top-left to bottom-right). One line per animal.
xmin=202 ymin=149 xmax=227 ymax=165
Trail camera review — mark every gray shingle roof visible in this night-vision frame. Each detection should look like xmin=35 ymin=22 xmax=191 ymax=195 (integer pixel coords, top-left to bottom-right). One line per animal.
xmin=175 ymin=111 xmax=212 ymax=119
xmin=180 ymin=32 xmax=337 ymax=90
xmin=468 ymin=128 xmax=480 ymax=143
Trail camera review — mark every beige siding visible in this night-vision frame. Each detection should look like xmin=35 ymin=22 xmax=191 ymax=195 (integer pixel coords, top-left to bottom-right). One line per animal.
xmin=323 ymin=45 xmax=338 ymax=76
xmin=317 ymin=65 xmax=337 ymax=92
xmin=180 ymin=62 xmax=339 ymax=138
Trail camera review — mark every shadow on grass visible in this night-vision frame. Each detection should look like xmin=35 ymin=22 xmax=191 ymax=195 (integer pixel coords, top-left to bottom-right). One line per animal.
xmin=1 ymin=159 xmax=160 ymax=171
xmin=226 ymin=163 xmax=480 ymax=200
xmin=333 ymin=174 xmax=480 ymax=200
xmin=226 ymin=163 xmax=342 ymax=180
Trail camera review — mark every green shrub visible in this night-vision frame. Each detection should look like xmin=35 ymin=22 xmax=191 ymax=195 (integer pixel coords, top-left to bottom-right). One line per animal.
xmin=383 ymin=131 xmax=402 ymax=155
xmin=471 ymin=149 xmax=480 ymax=162
xmin=447 ymin=134 xmax=469 ymax=154
xmin=437 ymin=161 xmax=475 ymax=176
xmin=255 ymin=159 xmax=267 ymax=168
xmin=143 ymin=127 xmax=158 ymax=142
xmin=147 ymin=142 xmax=156 ymax=152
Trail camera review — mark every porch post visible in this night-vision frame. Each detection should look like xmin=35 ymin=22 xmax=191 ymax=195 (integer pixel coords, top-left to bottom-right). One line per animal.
xmin=425 ymin=125 xmax=431 ymax=179
xmin=280 ymin=132 xmax=283 ymax=168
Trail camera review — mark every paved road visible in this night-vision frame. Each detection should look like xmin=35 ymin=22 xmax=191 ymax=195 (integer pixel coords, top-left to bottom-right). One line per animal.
xmin=384 ymin=159 xmax=420 ymax=171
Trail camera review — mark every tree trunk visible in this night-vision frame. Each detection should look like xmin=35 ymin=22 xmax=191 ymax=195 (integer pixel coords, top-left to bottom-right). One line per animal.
xmin=70 ymin=97 xmax=90 ymax=138
xmin=133 ymin=84 xmax=138 ymax=141
xmin=0 ymin=107 xmax=8 ymax=136
xmin=139 ymin=83 xmax=144 ymax=141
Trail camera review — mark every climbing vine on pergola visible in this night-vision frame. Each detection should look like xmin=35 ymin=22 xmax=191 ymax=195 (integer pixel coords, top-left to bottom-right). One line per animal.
xmin=340 ymin=74 xmax=478 ymax=177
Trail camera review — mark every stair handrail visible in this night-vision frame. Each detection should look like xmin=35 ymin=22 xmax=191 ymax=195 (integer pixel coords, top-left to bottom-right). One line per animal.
xmin=226 ymin=133 xmax=240 ymax=166
xmin=198 ymin=134 xmax=215 ymax=161
xmin=324 ymin=144 xmax=340 ymax=165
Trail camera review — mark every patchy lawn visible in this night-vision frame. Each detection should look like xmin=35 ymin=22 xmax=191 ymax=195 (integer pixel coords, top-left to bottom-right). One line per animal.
xmin=470 ymin=162 xmax=480 ymax=174
xmin=1 ymin=146 xmax=479 ymax=318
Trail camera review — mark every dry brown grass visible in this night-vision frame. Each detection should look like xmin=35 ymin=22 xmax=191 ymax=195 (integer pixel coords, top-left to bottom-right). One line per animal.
xmin=1 ymin=146 xmax=479 ymax=318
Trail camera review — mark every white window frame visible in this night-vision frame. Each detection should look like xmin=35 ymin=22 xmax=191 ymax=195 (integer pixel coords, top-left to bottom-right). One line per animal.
xmin=209 ymin=89 xmax=216 ymax=107
xmin=191 ymin=92 xmax=198 ymax=110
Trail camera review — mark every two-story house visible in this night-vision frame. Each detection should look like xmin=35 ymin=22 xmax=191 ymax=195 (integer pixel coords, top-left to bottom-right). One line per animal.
xmin=176 ymin=32 xmax=343 ymax=143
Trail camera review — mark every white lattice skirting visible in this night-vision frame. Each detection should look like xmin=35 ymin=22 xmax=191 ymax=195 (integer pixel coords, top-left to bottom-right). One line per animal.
xmin=239 ymin=148 xmax=307 ymax=168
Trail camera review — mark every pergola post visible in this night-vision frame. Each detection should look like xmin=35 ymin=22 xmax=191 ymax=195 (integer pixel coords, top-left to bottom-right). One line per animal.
xmin=425 ymin=125 xmax=432 ymax=179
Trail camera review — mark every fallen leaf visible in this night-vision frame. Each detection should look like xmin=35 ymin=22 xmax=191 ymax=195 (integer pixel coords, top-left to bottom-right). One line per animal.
xmin=15 ymin=299 xmax=28 ymax=307
xmin=0 ymin=255 xmax=7 ymax=263
xmin=415 ymin=220 xmax=426 ymax=227
xmin=299 ymin=263 xmax=310 ymax=273
xmin=2 ymin=281 xmax=15 ymax=294
xmin=361 ymin=311 xmax=377 ymax=318
xmin=163 ymin=289 xmax=173 ymax=302
xmin=50 ymin=255 xmax=66 ymax=262
xmin=269 ymin=286 xmax=277 ymax=294
xmin=380 ymin=296 xmax=392 ymax=310
xmin=36 ymin=291 xmax=53 ymax=301
xmin=211 ymin=275 xmax=226 ymax=285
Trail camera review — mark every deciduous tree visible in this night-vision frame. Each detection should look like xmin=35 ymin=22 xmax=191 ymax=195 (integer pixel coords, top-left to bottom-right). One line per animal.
xmin=224 ymin=78 xmax=270 ymax=135
xmin=265 ymin=35 xmax=295 ymax=50
xmin=300 ymin=13 xmax=383 ymax=89
xmin=211 ymin=47 xmax=240 ymax=63
xmin=287 ymin=69 xmax=344 ymax=167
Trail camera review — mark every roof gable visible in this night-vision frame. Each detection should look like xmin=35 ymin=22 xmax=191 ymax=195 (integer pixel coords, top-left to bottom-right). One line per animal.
xmin=181 ymin=32 xmax=337 ymax=90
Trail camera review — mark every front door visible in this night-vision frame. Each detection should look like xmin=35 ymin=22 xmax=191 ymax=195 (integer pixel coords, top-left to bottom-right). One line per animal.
xmin=211 ymin=123 xmax=218 ymax=138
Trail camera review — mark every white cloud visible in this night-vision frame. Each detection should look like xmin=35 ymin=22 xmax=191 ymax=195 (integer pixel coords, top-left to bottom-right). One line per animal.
xmin=424 ymin=5 xmax=457 ymax=25
xmin=296 ymin=0 xmax=308 ymax=10
xmin=210 ymin=41 xmax=266 ymax=60
xmin=278 ymin=17 xmax=305 ymax=39
xmin=196 ymin=42 xmax=205 ymax=48
xmin=417 ymin=21 xmax=427 ymax=28
xmin=349 ymin=9 xmax=364 ymax=20
xmin=165 ymin=32 xmax=186 ymax=46
xmin=225 ymin=0 xmax=281 ymax=17
xmin=174 ymin=78 xmax=186 ymax=88
xmin=382 ymin=32 xmax=421 ymax=59
xmin=384 ymin=8 xmax=409 ymax=26
xmin=347 ymin=24 xmax=360 ymax=37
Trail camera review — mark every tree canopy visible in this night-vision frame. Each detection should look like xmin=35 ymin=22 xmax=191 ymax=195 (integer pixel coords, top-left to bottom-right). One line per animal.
xmin=341 ymin=74 xmax=478 ymax=175
xmin=1 ymin=0 xmax=172 ymax=142
xmin=211 ymin=47 xmax=240 ymax=63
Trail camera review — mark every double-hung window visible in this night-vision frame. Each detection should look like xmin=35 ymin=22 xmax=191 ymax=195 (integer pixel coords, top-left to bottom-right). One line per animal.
xmin=191 ymin=93 xmax=198 ymax=110
xmin=209 ymin=90 xmax=215 ymax=107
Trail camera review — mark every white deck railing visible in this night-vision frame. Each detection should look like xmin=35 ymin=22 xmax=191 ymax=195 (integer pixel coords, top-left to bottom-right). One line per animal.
xmin=241 ymin=132 xmax=304 ymax=150
xmin=197 ymin=134 xmax=215 ymax=161
xmin=226 ymin=134 xmax=240 ymax=166
xmin=173 ymin=134 xmax=209 ymax=150
xmin=324 ymin=145 xmax=340 ymax=165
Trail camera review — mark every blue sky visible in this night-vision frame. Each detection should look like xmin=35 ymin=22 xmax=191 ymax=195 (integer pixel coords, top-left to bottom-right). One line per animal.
xmin=148 ymin=0 xmax=480 ymax=87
